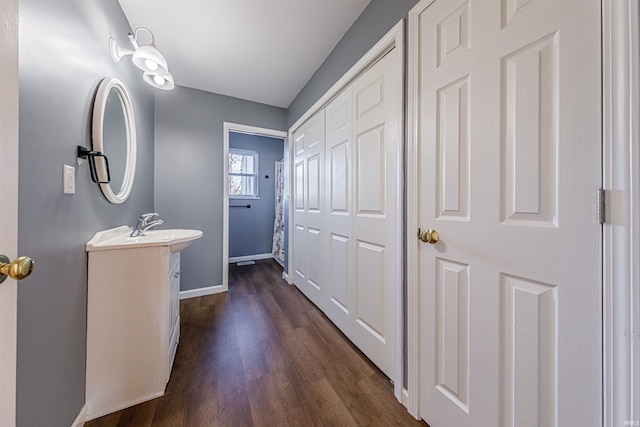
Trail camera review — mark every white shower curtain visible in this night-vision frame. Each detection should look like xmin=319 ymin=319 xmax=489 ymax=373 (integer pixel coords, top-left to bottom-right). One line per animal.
xmin=272 ymin=160 xmax=285 ymax=265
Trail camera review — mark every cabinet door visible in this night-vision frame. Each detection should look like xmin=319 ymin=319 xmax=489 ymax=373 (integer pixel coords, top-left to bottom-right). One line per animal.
xmin=169 ymin=253 xmax=180 ymax=333
xmin=167 ymin=252 xmax=181 ymax=379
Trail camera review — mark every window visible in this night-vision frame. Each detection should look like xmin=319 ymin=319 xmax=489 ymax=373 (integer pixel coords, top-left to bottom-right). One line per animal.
xmin=228 ymin=149 xmax=259 ymax=198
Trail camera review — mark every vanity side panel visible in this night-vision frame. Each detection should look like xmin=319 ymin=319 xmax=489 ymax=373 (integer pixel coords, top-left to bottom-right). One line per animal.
xmin=86 ymin=247 xmax=165 ymax=420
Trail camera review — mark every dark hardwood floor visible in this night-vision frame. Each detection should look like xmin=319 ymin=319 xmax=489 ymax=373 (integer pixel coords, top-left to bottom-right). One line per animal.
xmin=84 ymin=259 xmax=425 ymax=427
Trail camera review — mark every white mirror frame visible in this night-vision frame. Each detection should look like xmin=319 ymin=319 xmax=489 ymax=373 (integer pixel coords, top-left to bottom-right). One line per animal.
xmin=92 ymin=77 xmax=137 ymax=204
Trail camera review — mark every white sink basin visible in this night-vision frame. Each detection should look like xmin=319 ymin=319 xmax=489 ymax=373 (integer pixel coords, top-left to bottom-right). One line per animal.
xmin=87 ymin=225 xmax=203 ymax=253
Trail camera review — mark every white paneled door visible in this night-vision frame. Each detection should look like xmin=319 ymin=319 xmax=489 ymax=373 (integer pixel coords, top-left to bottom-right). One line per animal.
xmin=413 ymin=0 xmax=602 ymax=426
xmin=293 ymin=47 xmax=401 ymax=378
xmin=0 ymin=0 xmax=19 ymax=425
xmin=324 ymin=86 xmax=353 ymax=335
xmin=349 ymin=50 xmax=399 ymax=377
xmin=293 ymin=110 xmax=327 ymax=311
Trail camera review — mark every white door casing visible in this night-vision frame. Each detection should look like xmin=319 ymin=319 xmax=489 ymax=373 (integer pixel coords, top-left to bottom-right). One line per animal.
xmin=221 ymin=122 xmax=287 ymax=296
xmin=602 ymin=1 xmax=640 ymax=425
xmin=0 ymin=0 xmax=19 ymax=425
xmin=410 ymin=0 xmax=602 ymax=426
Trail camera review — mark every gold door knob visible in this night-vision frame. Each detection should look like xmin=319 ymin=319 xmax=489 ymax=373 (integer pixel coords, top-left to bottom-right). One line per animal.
xmin=418 ymin=228 xmax=439 ymax=244
xmin=0 ymin=255 xmax=35 ymax=284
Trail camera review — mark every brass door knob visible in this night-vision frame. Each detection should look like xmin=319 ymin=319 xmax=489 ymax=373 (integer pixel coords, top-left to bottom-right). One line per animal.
xmin=418 ymin=228 xmax=439 ymax=244
xmin=0 ymin=255 xmax=35 ymax=284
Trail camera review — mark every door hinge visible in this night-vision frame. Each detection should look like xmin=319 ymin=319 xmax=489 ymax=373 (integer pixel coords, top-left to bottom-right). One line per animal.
xmin=597 ymin=188 xmax=605 ymax=224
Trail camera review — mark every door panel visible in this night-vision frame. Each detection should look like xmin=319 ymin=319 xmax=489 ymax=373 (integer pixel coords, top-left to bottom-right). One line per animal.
xmin=350 ymin=50 xmax=398 ymax=377
xmin=501 ymin=274 xmax=557 ymax=427
xmin=292 ymin=111 xmax=326 ymax=310
xmin=325 ymin=87 xmax=353 ymax=334
xmin=415 ymin=0 xmax=602 ymax=426
xmin=434 ymin=258 xmax=469 ymax=412
xmin=436 ymin=76 xmax=469 ymax=220
xmin=356 ymin=126 xmax=386 ymax=215
xmin=501 ymin=32 xmax=558 ymax=226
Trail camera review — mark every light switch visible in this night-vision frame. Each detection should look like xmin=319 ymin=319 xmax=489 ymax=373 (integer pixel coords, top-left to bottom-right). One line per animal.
xmin=63 ymin=165 xmax=75 ymax=194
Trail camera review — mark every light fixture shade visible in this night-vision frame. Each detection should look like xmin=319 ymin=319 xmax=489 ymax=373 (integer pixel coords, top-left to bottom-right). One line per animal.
xmin=132 ymin=45 xmax=169 ymax=75
xmin=110 ymin=28 xmax=174 ymax=91
xmin=143 ymin=71 xmax=175 ymax=91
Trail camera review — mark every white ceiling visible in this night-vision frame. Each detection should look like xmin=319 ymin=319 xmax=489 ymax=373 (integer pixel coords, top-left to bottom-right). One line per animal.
xmin=117 ymin=0 xmax=370 ymax=108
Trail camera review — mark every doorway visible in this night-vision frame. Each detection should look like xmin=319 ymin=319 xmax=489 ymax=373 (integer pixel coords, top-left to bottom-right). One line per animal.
xmin=222 ymin=123 xmax=287 ymax=291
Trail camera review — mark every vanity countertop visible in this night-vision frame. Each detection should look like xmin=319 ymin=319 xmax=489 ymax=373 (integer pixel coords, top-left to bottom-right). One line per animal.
xmin=86 ymin=225 xmax=202 ymax=253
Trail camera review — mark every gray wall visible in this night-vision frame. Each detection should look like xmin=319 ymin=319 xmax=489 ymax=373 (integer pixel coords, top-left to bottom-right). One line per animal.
xmin=228 ymin=132 xmax=284 ymax=258
xmin=154 ymin=86 xmax=286 ymax=292
xmin=286 ymin=0 xmax=420 ymax=127
xmin=18 ymin=0 xmax=155 ymax=425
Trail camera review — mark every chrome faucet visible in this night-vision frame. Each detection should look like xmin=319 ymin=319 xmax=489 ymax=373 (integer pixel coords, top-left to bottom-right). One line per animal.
xmin=130 ymin=212 xmax=164 ymax=237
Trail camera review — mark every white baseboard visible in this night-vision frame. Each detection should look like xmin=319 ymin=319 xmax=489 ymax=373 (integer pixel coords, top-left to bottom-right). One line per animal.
xmin=282 ymin=271 xmax=293 ymax=284
xmin=179 ymin=284 xmax=226 ymax=300
xmin=70 ymin=404 xmax=87 ymax=427
xmin=229 ymin=253 xmax=273 ymax=263
xmin=85 ymin=391 xmax=164 ymax=422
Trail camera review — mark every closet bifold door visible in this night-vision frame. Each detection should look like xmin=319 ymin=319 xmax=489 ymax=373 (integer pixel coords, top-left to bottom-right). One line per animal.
xmin=348 ymin=49 xmax=398 ymax=378
xmin=324 ymin=86 xmax=354 ymax=336
xmin=292 ymin=46 xmax=399 ymax=379
xmin=292 ymin=110 xmax=327 ymax=312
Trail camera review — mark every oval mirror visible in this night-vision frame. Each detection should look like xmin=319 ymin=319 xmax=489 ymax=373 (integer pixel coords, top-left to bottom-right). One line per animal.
xmin=92 ymin=78 xmax=137 ymax=204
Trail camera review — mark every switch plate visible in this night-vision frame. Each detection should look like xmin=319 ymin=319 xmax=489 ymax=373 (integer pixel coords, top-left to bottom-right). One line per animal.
xmin=63 ymin=165 xmax=75 ymax=194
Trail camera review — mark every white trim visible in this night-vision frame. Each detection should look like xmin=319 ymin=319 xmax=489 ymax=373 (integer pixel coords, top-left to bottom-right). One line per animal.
xmin=401 ymin=388 xmax=411 ymax=408
xmin=86 ymin=392 xmax=163 ymax=421
xmin=70 ymin=404 xmax=87 ymax=427
xmin=288 ymin=22 xmax=404 ymax=133
xmin=179 ymin=284 xmax=226 ymax=300
xmin=0 ymin=1 xmax=19 ymax=426
xmin=406 ymin=0 xmax=435 ymax=418
xmin=287 ymin=20 xmax=405 ymax=403
xmin=602 ymin=1 xmax=640 ymax=426
xmin=228 ymin=253 xmax=273 ymax=263
xmin=282 ymin=271 xmax=292 ymax=284
xmin=229 ymin=147 xmax=260 ymax=198
xmin=223 ymin=122 xmax=287 ymax=293
xmin=392 ymin=20 xmax=405 ymax=404
xmin=92 ymin=78 xmax=137 ymax=204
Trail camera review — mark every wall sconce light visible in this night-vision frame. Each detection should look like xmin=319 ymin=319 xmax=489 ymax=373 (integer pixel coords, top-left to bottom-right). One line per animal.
xmin=110 ymin=27 xmax=175 ymax=91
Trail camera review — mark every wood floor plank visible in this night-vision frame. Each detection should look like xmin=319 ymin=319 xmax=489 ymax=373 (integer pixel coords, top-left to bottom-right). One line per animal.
xmin=84 ymin=259 xmax=426 ymax=427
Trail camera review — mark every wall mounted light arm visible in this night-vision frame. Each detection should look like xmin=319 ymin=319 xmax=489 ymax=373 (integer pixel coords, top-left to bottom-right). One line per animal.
xmin=110 ymin=27 xmax=174 ymax=90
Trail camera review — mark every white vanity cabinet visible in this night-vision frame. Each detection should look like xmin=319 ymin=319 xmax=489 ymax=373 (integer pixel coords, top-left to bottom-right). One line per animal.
xmin=85 ymin=245 xmax=181 ymax=420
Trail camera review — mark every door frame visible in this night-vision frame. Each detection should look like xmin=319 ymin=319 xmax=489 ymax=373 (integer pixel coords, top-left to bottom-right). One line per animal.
xmin=0 ymin=0 xmax=19 ymax=425
xmin=406 ymin=0 xmax=640 ymax=422
xmin=602 ymin=1 xmax=640 ymax=425
xmin=222 ymin=122 xmax=287 ymax=292
xmin=287 ymin=20 xmax=405 ymax=400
